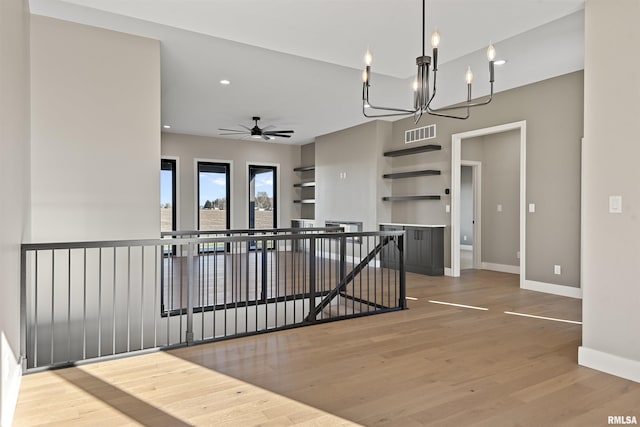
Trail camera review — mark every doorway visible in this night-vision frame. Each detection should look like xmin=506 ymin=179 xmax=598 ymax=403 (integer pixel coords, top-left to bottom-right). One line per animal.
xmin=460 ymin=161 xmax=481 ymax=270
xmin=451 ymin=121 xmax=526 ymax=287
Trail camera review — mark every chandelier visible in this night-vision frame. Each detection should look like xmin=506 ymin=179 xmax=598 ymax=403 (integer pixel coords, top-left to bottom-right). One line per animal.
xmin=362 ymin=0 xmax=496 ymax=121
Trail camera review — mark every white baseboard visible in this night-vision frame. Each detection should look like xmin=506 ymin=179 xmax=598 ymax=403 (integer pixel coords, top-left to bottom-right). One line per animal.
xmin=578 ymin=346 xmax=640 ymax=383
xmin=481 ymin=262 xmax=520 ymax=275
xmin=445 ymin=267 xmax=453 ymax=276
xmin=460 ymin=244 xmax=473 ymax=251
xmin=0 ymin=336 xmax=22 ymax=427
xmin=522 ymin=280 xmax=582 ymax=299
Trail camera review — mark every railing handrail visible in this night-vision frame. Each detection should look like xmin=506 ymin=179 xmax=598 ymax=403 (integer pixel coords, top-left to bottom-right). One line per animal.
xmin=160 ymin=226 xmax=340 ymax=237
xmin=22 ymin=230 xmax=405 ymax=251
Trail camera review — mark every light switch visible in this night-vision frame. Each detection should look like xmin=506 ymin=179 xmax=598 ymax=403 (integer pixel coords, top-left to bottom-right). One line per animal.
xmin=609 ymin=195 xmax=622 ymax=213
xmin=445 ymin=204 xmax=450 ymax=213
xmin=497 ymin=204 xmax=502 ymax=212
xmin=528 ymin=203 xmax=535 ymax=213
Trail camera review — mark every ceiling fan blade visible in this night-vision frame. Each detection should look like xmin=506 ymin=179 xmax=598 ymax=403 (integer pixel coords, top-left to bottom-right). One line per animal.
xmin=218 ymin=128 xmax=246 ymax=133
xmin=269 ymin=133 xmax=292 ymax=138
xmin=262 ymin=135 xmax=270 ymax=141
xmin=219 ymin=132 xmax=248 ymax=136
xmin=261 ymin=125 xmax=275 ymax=131
xmin=239 ymin=124 xmax=252 ymax=131
xmin=264 ymin=130 xmax=294 ymax=134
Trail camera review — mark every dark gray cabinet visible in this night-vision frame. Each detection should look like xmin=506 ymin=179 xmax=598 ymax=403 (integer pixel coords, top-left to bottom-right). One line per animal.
xmin=380 ymin=224 xmax=444 ymax=276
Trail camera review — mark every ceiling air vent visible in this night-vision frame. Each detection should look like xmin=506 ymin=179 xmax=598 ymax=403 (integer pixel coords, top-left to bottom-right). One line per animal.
xmin=405 ymin=124 xmax=436 ymax=144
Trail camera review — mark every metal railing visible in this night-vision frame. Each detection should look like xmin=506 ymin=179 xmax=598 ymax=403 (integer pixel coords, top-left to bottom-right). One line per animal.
xmin=20 ymin=228 xmax=405 ymax=371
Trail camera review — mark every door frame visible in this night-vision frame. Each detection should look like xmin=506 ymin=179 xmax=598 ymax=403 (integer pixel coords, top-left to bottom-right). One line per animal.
xmin=461 ymin=160 xmax=482 ymax=269
xmin=451 ymin=121 xmax=526 ymax=288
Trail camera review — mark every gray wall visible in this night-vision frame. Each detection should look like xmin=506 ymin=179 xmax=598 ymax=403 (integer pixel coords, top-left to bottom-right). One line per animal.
xmin=0 ymin=0 xmax=30 ymax=423
xmin=161 ymin=133 xmax=300 ymax=230
xmin=30 ymin=16 xmax=161 ymax=242
xmin=581 ymin=0 xmax=640 ymax=375
xmin=315 ymin=121 xmax=391 ymax=231
xmin=390 ymin=71 xmax=583 ymax=287
xmin=460 ymin=166 xmax=474 ymax=245
xmin=462 ymin=130 xmax=520 ymax=267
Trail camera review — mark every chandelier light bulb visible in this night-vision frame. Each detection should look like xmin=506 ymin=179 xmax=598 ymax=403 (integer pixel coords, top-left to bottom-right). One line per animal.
xmin=431 ymin=31 xmax=441 ymax=48
xmin=486 ymin=43 xmax=496 ymax=62
xmin=365 ymin=50 xmax=373 ymax=66
xmin=465 ymin=66 xmax=474 ymax=85
xmin=413 ymin=80 xmax=419 ymax=91
xmin=362 ymin=69 xmax=369 ymax=82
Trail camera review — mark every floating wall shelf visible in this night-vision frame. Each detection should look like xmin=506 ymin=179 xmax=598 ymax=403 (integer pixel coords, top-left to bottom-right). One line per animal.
xmin=293 ymin=165 xmax=315 ymax=172
xmin=293 ymin=182 xmax=316 ymax=188
xmin=293 ymin=199 xmax=316 ymax=204
xmin=383 ymin=144 xmax=441 ymax=157
xmin=382 ymin=195 xmax=441 ymax=202
xmin=383 ymin=170 xmax=441 ymax=179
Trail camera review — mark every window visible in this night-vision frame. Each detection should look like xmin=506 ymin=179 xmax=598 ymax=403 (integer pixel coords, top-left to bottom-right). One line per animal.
xmin=197 ymin=161 xmax=231 ymax=231
xmin=248 ymin=165 xmax=277 ymax=230
xmin=160 ymin=159 xmax=176 ymax=232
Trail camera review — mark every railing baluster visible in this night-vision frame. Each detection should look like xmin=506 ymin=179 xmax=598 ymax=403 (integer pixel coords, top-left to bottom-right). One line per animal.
xmin=67 ymin=250 xmax=71 ymax=364
xmin=83 ymin=248 xmax=87 ymax=360
xmin=153 ymin=245 xmax=157 ymax=348
xmin=51 ymin=249 xmax=55 ymax=365
xmin=127 ymin=246 xmax=131 ymax=353
xmin=34 ymin=251 xmax=38 ymax=368
xmin=112 ymin=247 xmax=117 ymax=355
xmin=98 ymin=248 xmax=102 ymax=357
xmin=186 ymin=242 xmax=194 ymax=345
xmin=308 ymin=236 xmax=316 ymax=323
xmin=141 ymin=246 xmax=145 ymax=351
xmin=399 ymin=235 xmax=406 ymax=309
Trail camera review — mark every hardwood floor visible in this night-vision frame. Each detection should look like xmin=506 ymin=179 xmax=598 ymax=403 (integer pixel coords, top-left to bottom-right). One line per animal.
xmin=14 ymin=270 xmax=640 ymax=426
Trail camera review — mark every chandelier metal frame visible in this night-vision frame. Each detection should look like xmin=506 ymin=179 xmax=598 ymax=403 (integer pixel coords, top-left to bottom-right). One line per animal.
xmin=362 ymin=0 xmax=496 ymax=122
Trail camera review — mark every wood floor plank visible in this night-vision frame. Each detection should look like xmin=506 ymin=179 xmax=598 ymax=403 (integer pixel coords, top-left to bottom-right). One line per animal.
xmin=14 ymin=270 xmax=640 ymax=426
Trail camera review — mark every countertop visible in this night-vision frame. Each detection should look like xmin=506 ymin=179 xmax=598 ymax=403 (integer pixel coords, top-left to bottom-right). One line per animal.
xmin=379 ymin=223 xmax=446 ymax=228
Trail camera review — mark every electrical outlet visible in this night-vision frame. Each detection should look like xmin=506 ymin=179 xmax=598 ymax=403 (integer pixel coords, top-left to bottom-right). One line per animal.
xmin=497 ymin=204 xmax=503 ymax=212
xmin=516 ymin=251 xmax=520 ymax=259
xmin=463 ymin=235 xmax=467 ymax=241
xmin=445 ymin=204 xmax=450 ymax=213
xmin=554 ymin=265 xmax=561 ymax=275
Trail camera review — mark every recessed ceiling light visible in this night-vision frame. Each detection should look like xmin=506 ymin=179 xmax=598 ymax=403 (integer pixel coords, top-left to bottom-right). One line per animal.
xmin=220 ymin=79 xmax=231 ymax=85
xmin=163 ymin=125 xmax=171 ymax=129
xmin=494 ymin=59 xmax=507 ymax=66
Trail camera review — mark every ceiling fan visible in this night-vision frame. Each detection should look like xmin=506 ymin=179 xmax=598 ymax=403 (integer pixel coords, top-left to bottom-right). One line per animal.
xmin=219 ymin=116 xmax=294 ymax=141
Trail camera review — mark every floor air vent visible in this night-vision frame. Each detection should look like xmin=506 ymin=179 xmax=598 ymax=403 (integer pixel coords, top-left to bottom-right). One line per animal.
xmin=405 ymin=124 xmax=436 ymax=144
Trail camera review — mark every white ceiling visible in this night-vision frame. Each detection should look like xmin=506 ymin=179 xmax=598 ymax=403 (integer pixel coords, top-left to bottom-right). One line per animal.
xmin=30 ymin=0 xmax=585 ymax=145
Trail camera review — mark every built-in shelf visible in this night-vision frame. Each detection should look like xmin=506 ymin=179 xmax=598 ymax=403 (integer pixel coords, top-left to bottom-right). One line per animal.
xmin=383 ymin=144 xmax=441 ymax=157
xmin=382 ymin=195 xmax=441 ymax=202
xmin=293 ymin=182 xmax=316 ymax=188
xmin=383 ymin=170 xmax=441 ymax=179
xmin=293 ymin=199 xmax=316 ymax=204
xmin=293 ymin=165 xmax=315 ymax=172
